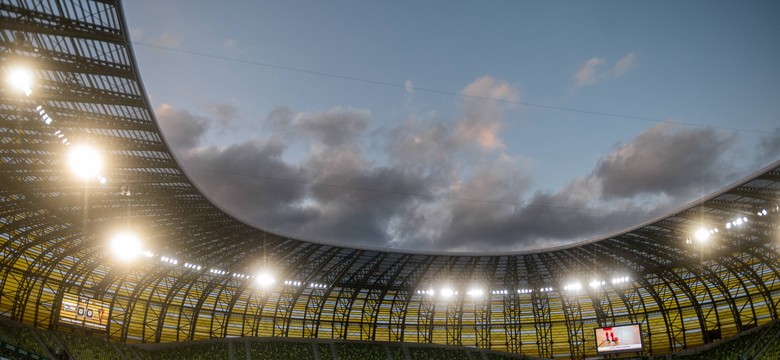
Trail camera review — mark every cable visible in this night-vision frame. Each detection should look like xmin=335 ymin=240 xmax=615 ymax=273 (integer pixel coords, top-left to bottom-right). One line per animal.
xmin=132 ymin=41 xmax=773 ymax=135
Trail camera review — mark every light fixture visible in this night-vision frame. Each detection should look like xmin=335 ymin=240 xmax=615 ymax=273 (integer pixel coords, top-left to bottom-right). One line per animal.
xmin=6 ymin=66 xmax=33 ymax=96
xmin=467 ymin=288 xmax=484 ymax=297
xmin=255 ymin=271 xmax=276 ymax=288
xmin=68 ymin=144 xmax=102 ymax=180
xmin=694 ymin=228 xmax=710 ymax=243
xmin=110 ymin=232 xmax=141 ymax=261
xmin=564 ymin=282 xmax=582 ymax=291
xmin=589 ymin=280 xmax=605 ymax=288
xmin=440 ymin=287 xmax=455 ymax=298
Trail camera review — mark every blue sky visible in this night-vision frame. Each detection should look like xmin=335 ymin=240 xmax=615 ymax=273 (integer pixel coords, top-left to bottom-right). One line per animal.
xmin=123 ymin=1 xmax=780 ymax=252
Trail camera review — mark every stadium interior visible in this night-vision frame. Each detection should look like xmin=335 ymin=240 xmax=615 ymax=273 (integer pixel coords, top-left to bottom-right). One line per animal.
xmin=1 ymin=0 xmax=779 ymax=359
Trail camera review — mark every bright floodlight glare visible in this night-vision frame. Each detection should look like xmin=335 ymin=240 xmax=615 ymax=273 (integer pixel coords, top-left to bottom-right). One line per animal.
xmin=468 ymin=288 xmax=484 ymax=297
xmin=68 ymin=144 xmax=102 ymax=180
xmin=7 ymin=66 xmax=33 ymax=96
xmin=111 ymin=232 xmax=141 ymax=261
xmin=255 ymin=272 xmax=276 ymax=288
xmin=694 ymin=228 xmax=710 ymax=243
xmin=440 ymin=287 xmax=455 ymax=298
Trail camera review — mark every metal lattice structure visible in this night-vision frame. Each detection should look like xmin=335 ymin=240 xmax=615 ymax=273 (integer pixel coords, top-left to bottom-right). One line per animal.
xmin=1 ymin=1 xmax=779 ymax=359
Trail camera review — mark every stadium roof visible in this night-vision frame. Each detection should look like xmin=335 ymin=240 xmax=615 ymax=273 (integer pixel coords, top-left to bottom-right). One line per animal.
xmin=1 ymin=1 xmax=779 ymax=358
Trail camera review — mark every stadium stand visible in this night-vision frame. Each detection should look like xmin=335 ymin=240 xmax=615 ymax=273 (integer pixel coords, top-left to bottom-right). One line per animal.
xmin=319 ymin=343 xmax=335 ymax=360
xmin=0 ymin=319 xmax=549 ymax=359
xmin=247 ymin=340 xmax=312 ymax=359
xmin=55 ymin=331 xmax=122 ymax=360
xmin=335 ymin=342 xmax=387 ymax=360
xmin=0 ymin=323 xmax=48 ymax=359
xmin=1 ymin=0 xmax=779 ymax=359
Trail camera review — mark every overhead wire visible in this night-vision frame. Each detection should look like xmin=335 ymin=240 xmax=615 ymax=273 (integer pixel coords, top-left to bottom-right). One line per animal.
xmin=131 ymin=41 xmax=773 ymax=135
xmin=133 ymin=40 xmax=769 ymax=216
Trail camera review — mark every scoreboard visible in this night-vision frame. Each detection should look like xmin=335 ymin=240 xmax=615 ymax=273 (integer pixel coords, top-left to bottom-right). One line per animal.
xmin=59 ymin=293 xmax=108 ymax=330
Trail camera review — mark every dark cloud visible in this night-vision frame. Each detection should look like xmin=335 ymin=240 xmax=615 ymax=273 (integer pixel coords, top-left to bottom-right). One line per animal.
xmin=156 ymin=104 xmax=209 ymax=150
xmin=179 ymin=139 xmax=319 ymax=229
xmin=391 ymin=122 xmax=741 ymax=252
xmin=296 ymin=166 xmax=436 ymax=247
xmin=384 ymin=118 xmax=456 ymax=172
xmin=408 ymin=176 xmax=643 ymax=252
xmin=202 ymin=102 xmax=239 ymax=130
xmin=266 ymin=106 xmax=369 ymax=148
xmin=155 ymin=78 xmax=747 ymax=253
xmin=594 ymin=123 xmax=737 ymax=199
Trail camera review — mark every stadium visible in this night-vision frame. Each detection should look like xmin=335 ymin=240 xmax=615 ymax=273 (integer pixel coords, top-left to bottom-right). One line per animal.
xmin=1 ymin=1 xmax=779 ymax=359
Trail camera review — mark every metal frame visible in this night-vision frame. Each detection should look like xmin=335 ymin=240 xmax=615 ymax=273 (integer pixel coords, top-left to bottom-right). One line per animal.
xmin=2 ymin=1 xmax=780 ymax=359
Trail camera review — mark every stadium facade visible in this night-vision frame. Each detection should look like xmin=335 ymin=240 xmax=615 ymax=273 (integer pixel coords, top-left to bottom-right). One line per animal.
xmin=1 ymin=1 xmax=779 ymax=358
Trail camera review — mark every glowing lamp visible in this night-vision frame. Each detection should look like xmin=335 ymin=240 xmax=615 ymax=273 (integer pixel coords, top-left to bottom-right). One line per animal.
xmin=440 ymin=288 xmax=455 ymax=298
xmin=694 ymin=229 xmax=710 ymax=243
xmin=111 ymin=232 xmax=141 ymax=261
xmin=7 ymin=66 xmax=33 ymax=96
xmin=255 ymin=271 xmax=276 ymax=288
xmin=468 ymin=288 xmax=484 ymax=297
xmin=68 ymin=145 xmax=102 ymax=180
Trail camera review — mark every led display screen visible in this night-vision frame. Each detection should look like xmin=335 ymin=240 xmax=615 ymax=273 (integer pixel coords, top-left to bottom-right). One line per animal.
xmin=59 ymin=293 xmax=107 ymax=330
xmin=595 ymin=323 xmax=643 ymax=354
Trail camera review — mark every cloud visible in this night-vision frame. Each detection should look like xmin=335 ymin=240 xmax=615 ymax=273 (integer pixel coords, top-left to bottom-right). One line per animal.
xmin=202 ymin=102 xmax=239 ymax=131
xmin=455 ymin=76 xmax=519 ymax=150
xmin=593 ymin=123 xmax=737 ymax=200
xmin=149 ymin=32 xmax=181 ymax=47
xmin=573 ymin=57 xmax=604 ymax=88
xmin=156 ymin=104 xmax=209 ymax=150
xmin=405 ymin=80 xmax=414 ymax=95
xmin=609 ymin=52 xmax=637 ymax=77
xmin=266 ymin=106 xmax=370 ymax=148
xmin=571 ymin=52 xmax=637 ymax=90
xmin=155 ymin=76 xmax=744 ymax=252
xmin=181 ymin=139 xmax=319 ymax=229
xmin=223 ymin=38 xmax=238 ymax=49
xmin=410 ymin=123 xmax=739 ymax=252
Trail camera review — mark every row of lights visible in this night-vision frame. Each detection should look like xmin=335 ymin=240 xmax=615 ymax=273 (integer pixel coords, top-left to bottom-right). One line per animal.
xmin=8 ymin=64 xmax=280 ymax=290
xmin=690 ymin=206 xmax=777 ymax=245
xmin=109 ymin=232 xmax=286 ymax=289
xmin=724 ymin=216 xmax=749 ymax=230
xmin=9 ymin=66 xmax=109 ymax=185
xmin=414 ymin=277 xmax=632 ymax=299
xmin=160 ymin=256 xmax=178 ymax=265
xmin=210 ymin=268 xmax=228 ymax=275
xmin=184 ymin=263 xmax=202 ymax=271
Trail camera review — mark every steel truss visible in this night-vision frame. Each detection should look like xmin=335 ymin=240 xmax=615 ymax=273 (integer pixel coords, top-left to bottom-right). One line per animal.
xmin=1 ymin=1 xmax=780 ymax=359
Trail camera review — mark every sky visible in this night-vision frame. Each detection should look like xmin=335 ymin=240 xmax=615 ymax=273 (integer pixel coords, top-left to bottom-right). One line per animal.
xmin=123 ymin=1 xmax=780 ymax=253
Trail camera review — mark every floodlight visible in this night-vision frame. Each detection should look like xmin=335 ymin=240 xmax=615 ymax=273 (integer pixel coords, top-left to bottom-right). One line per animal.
xmin=440 ymin=287 xmax=455 ymax=298
xmin=589 ymin=280 xmax=604 ymax=288
xmin=68 ymin=144 xmax=102 ymax=180
xmin=255 ymin=271 xmax=276 ymax=288
xmin=564 ymin=282 xmax=582 ymax=291
xmin=694 ymin=229 xmax=710 ymax=243
xmin=110 ymin=232 xmax=141 ymax=261
xmin=7 ymin=66 xmax=33 ymax=96
xmin=468 ymin=288 xmax=484 ymax=297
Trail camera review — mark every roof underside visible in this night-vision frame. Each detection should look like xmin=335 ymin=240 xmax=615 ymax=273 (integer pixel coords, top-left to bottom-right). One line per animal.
xmin=1 ymin=1 xmax=779 ymax=358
